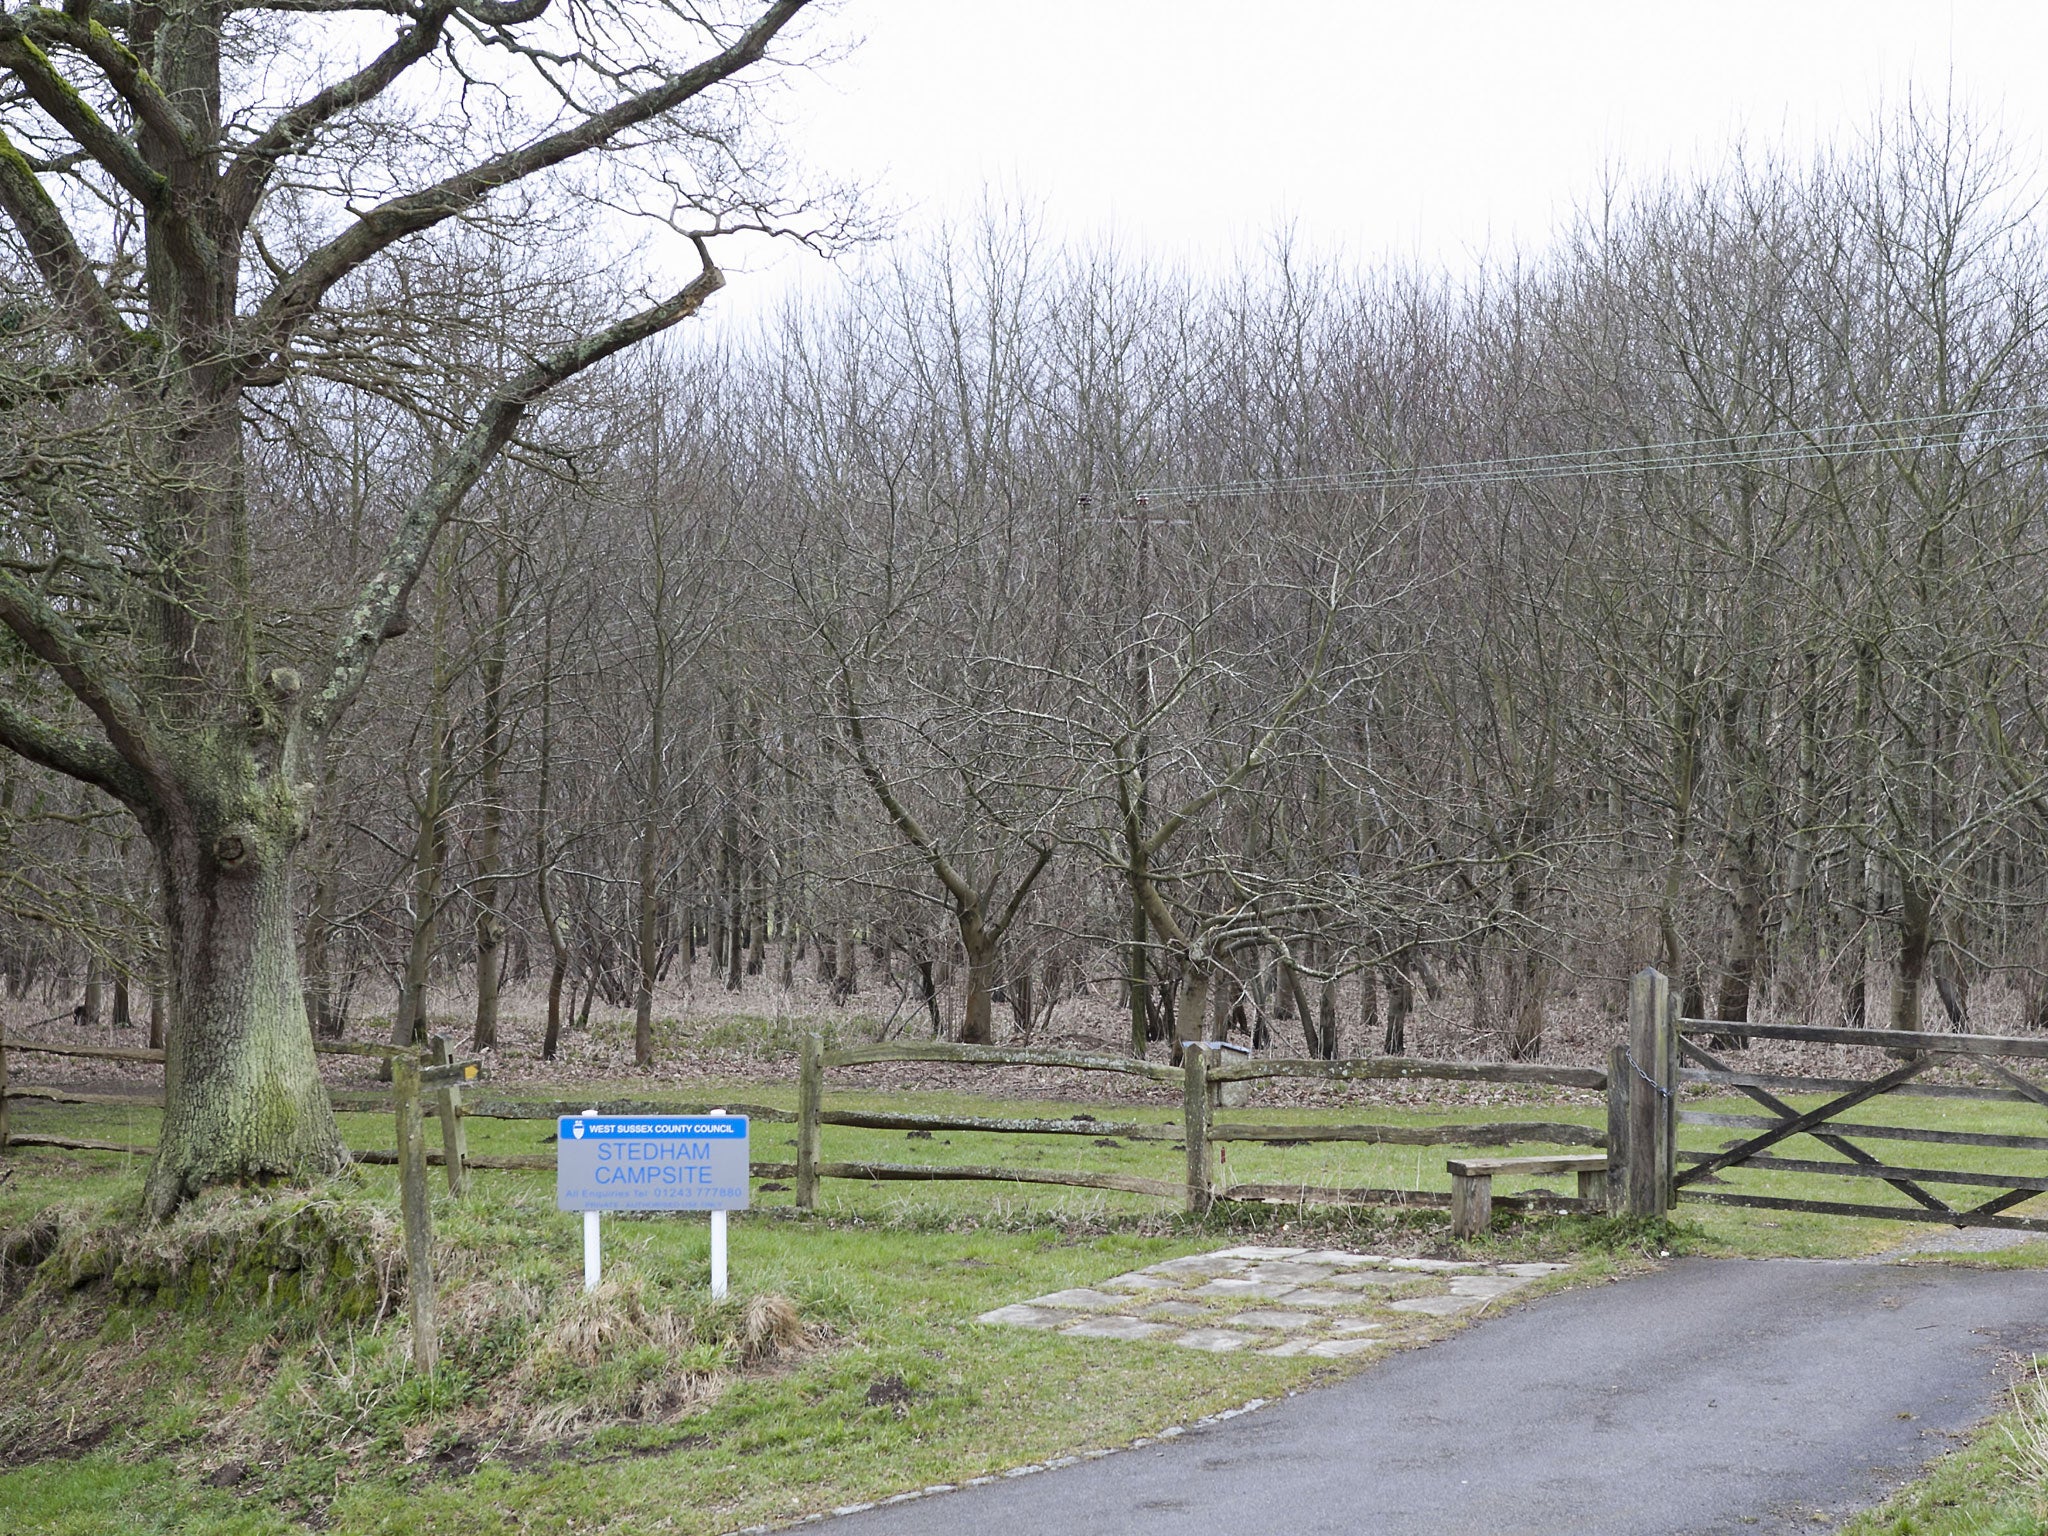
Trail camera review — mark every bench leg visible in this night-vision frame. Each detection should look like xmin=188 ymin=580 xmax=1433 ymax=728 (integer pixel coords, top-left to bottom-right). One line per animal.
xmin=1578 ymin=1168 xmax=1608 ymax=1205
xmin=1451 ymin=1173 xmax=1492 ymax=1240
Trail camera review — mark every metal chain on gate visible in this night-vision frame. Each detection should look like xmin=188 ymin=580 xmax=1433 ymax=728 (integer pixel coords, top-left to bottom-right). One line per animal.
xmin=1623 ymin=1043 xmax=1674 ymax=1101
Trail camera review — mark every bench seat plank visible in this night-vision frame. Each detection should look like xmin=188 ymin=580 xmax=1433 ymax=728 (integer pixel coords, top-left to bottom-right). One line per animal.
xmin=1447 ymin=1154 xmax=1608 ymax=1179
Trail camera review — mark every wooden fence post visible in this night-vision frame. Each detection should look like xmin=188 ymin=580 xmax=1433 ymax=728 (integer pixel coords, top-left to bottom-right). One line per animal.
xmin=1604 ymin=1043 xmax=1630 ymax=1215
xmin=392 ymin=1054 xmax=439 ymax=1374
xmin=429 ymin=1035 xmax=469 ymax=1199
xmin=1183 ymin=1045 xmax=1210 ymax=1216
xmin=796 ymin=1033 xmax=822 ymax=1210
xmin=1622 ymin=967 xmax=1675 ymax=1219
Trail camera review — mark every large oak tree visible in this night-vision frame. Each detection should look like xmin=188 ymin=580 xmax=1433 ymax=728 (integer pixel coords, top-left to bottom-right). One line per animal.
xmin=0 ymin=0 xmax=818 ymax=1214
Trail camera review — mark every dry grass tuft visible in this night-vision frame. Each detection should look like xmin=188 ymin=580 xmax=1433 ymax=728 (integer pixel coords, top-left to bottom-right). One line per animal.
xmin=499 ymin=1270 xmax=815 ymax=1442
xmin=525 ymin=1274 xmax=692 ymax=1370
xmin=2007 ymin=1361 xmax=2048 ymax=1487
xmin=740 ymin=1293 xmax=805 ymax=1360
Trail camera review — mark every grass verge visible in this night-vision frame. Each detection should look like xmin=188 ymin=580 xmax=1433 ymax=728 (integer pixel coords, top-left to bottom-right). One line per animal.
xmin=1836 ymin=1360 xmax=2048 ymax=1536
xmin=0 ymin=1145 xmax=1682 ymax=1536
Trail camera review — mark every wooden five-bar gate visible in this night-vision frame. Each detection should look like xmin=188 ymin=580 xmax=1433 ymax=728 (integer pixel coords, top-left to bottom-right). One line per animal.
xmin=1608 ymin=967 xmax=2048 ymax=1233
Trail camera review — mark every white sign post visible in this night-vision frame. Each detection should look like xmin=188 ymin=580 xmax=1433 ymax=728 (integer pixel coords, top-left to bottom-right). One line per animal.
xmin=557 ymin=1110 xmax=750 ymax=1294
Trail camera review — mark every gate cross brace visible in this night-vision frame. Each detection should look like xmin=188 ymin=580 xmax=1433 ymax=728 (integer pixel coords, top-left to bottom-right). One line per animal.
xmin=1958 ymin=1056 xmax=2048 ymax=1221
xmin=1972 ymin=1054 xmax=2048 ymax=1111
xmin=1678 ymin=1037 xmax=1955 ymax=1217
xmin=1673 ymin=1056 xmax=1930 ymax=1191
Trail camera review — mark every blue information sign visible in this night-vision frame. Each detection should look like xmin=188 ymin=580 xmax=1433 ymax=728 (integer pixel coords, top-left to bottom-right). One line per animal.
xmin=555 ymin=1115 xmax=750 ymax=1212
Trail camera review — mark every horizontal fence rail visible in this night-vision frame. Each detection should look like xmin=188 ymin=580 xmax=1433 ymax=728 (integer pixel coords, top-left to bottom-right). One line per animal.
xmin=0 ymin=1039 xmax=167 ymax=1065
xmin=821 ymin=1041 xmax=1186 ymax=1083
xmin=1678 ymin=1065 xmax=2048 ymax=1105
xmin=1207 ymin=1119 xmax=1604 ymax=1147
xmin=818 ymin=1108 xmax=1180 ymax=1139
xmin=1677 ymin=1019 xmax=2048 ymax=1059
xmin=1208 ymin=1056 xmax=1607 ymax=1090
xmin=1679 ymin=1191 xmax=2048 ymax=1234
xmin=1679 ymin=1110 xmax=2048 ymax=1153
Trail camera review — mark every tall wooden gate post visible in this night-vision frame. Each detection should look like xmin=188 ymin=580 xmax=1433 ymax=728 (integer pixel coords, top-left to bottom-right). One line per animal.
xmin=1183 ymin=1045 xmax=1210 ymax=1216
xmin=1620 ymin=967 xmax=1677 ymax=1219
xmin=392 ymin=1053 xmax=440 ymax=1374
xmin=796 ymin=1033 xmax=822 ymax=1210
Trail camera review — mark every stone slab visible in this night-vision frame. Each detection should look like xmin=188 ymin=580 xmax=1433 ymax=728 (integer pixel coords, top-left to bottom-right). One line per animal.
xmin=1390 ymin=1295 xmax=1483 ymax=1317
xmin=1141 ymin=1301 xmax=1210 ymax=1321
xmin=977 ymin=1304 xmax=1072 ymax=1328
xmin=1280 ymin=1288 xmax=1366 ymax=1307
xmin=1189 ymin=1279 xmax=1299 ymax=1300
xmin=1172 ymin=1328 xmax=1259 ymax=1353
xmin=1241 ymin=1262 xmax=1336 ymax=1283
xmin=1305 ymin=1338 xmax=1384 ymax=1358
xmin=1293 ymin=1250 xmax=1389 ymax=1265
xmin=1030 ymin=1288 xmax=1131 ymax=1311
xmin=1383 ymin=1257 xmax=1485 ymax=1272
xmin=1448 ymin=1274 xmax=1531 ymax=1299
xmin=1220 ymin=1310 xmax=1321 ymax=1331
xmin=1102 ymin=1273 xmax=1181 ymax=1291
xmin=1061 ymin=1315 xmax=1174 ymax=1341
xmin=1143 ymin=1255 xmax=1246 ymax=1277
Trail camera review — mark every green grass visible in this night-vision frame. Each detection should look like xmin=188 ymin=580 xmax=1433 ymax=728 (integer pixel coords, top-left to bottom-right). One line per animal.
xmin=1837 ymin=1362 xmax=2048 ymax=1536
xmin=6 ymin=1053 xmax=2048 ymax=1532
xmin=4 ymin=1138 xmax=1644 ymax=1536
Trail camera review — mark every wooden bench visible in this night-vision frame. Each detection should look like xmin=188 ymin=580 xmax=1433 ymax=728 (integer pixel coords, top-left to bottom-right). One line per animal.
xmin=1447 ymin=1154 xmax=1609 ymax=1238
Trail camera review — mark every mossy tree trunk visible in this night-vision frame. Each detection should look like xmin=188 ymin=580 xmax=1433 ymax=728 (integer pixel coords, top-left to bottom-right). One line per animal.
xmin=145 ymin=793 xmax=350 ymax=1220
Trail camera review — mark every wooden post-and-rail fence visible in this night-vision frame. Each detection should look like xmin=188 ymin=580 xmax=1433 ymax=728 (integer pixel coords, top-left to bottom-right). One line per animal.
xmin=2 ymin=1029 xmax=1630 ymax=1237
xmin=793 ymin=1034 xmax=1617 ymax=1219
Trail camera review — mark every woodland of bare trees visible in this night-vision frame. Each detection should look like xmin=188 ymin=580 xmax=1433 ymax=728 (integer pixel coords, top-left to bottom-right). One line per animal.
xmin=11 ymin=104 xmax=2048 ymax=1116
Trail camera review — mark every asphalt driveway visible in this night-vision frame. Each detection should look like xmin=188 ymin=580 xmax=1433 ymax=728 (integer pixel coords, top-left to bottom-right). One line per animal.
xmin=812 ymin=1257 xmax=2048 ymax=1535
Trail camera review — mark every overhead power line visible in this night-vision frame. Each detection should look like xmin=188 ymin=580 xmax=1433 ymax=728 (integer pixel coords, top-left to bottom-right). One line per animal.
xmin=1135 ymin=405 xmax=2048 ymax=502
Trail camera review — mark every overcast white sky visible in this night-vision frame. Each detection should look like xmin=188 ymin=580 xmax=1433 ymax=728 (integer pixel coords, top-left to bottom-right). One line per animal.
xmin=701 ymin=1 xmax=2048 ymax=322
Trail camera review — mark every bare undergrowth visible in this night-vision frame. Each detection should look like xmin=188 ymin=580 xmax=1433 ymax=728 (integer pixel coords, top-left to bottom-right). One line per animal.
xmin=0 ymin=1188 xmax=821 ymax=1498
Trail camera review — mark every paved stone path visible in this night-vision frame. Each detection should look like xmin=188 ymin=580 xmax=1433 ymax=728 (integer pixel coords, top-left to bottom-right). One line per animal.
xmin=978 ymin=1244 xmax=1568 ymax=1359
